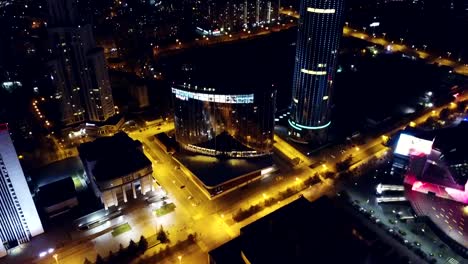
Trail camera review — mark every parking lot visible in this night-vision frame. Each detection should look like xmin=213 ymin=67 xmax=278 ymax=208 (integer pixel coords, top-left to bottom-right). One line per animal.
xmin=339 ymin=163 xmax=465 ymax=264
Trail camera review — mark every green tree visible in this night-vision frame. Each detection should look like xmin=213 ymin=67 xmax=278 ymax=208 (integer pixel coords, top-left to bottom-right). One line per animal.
xmin=439 ymin=108 xmax=450 ymax=120
xmin=117 ymin=243 xmax=127 ymax=259
xmin=138 ymin=235 xmax=149 ymax=252
xmin=335 ymin=156 xmax=353 ymax=172
xmin=107 ymin=250 xmax=116 ymax=263
xmin=95 ymin=254 xmax=105 ymax=264
xmin=157 ymin=225 xmax=169 ymax=243
xmin=127 ymin=239 xmax=138 ymax=256
xmin=457 ymin=100 xmax=467 ymax=112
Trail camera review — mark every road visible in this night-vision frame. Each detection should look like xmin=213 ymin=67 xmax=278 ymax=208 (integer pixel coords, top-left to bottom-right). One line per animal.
xmin=152 ymin=22 xmax=296 ymax=59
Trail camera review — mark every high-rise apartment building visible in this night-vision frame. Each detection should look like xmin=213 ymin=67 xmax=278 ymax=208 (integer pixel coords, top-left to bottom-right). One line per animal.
xmin=47 ymin=0 xmax=115 ymax=127
xmin=289 ymin=0 xmax=345 ymax=143
xmin=193 ymin=0 xmax=281 ymax=33
xmin=0 ymin=124 xmax=43 ymax=257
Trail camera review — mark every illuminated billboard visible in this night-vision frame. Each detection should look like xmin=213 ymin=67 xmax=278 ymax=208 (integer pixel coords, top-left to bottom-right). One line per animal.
xmin=394 ymin=133 xmax=433 ymax=156
xmin=171 ymin=88 xmax=254 ymax=104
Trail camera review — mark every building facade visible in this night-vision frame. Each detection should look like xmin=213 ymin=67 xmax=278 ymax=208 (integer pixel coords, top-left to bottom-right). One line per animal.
xmin=0 ymin=124 xmax=43 ymax=257
xmin=289 ymin=0 xmax=345 ymax=143
xmin=193 ymin=0 xmax=281 ymax=34
xmin=78 ymin=132 xmax=153 ymax=209
xmin=47 ymin=0 xmax=115 ymax=127
xmin=172 ymin=84 xmax=276 ymax=157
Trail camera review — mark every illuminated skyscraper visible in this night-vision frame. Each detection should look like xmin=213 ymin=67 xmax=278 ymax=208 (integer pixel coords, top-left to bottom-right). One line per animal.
xmin=0 ymin=124 xmax=43 ymax=257
xmin=47 ymin=0 xmax=115 ymax=127
xmin=289 ymin=0 xmax=345 ymax=143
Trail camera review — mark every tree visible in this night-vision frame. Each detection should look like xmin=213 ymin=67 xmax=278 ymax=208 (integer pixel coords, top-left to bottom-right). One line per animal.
xmin=335 ymin=156 xmax=353 ymax=172
xmin=107 ymin=250 xmax=116 ymax=263
xmin=127 ymin=239 xmax=138 ymax=256
xmin=95 ymin=254 xmax=105 ymax=264
xmin=157 ymin=225 xmax=169 ymax=243
xmin=457 ymin=100 xmax=467 ymax=112
xmin=138 ymin=235 xmax=149 ymax=252
xmin=439 ymin=108 xmax=450 ymax=120
xmin=117 ymin=243 xmax=127 ymax=259
xmin=187 ymin=233 xmax=196 ymax=242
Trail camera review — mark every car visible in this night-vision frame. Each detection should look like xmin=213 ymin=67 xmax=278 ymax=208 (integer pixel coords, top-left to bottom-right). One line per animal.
xmin=187 ymin=195 xmax=193 ymax=200
xmin=180 ymin=185 xmax=185 ymax=189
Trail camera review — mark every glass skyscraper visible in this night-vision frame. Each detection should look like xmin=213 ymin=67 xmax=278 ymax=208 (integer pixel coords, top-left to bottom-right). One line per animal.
xmin=172 ymin=84 xmax=276 ymax=157
xmin=289 ymin=0 xmax=345 ymax=143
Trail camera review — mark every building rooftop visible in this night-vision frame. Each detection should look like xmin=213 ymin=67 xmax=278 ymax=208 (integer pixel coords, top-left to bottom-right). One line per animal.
xmin=39 ymin=177 xmax=76 ymax=207
xmin=209 ymin=197 xmax=412 ymax=264
xmin=32 ymin=157 xmax=83 ymax=188
xmin=173 ymin=150 xmax=273 ymax=187
xmin=78 ymin=132 xmax=151 ymax=182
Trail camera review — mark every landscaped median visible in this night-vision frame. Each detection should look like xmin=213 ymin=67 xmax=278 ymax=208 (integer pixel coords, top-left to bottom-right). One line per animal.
xmin=232 ymin=174 xmax=323 ymax=222
xmin=111 ymin=223 xmax=132 ymax=237
xmin=153 ymin=202 xmax=176 ymax=217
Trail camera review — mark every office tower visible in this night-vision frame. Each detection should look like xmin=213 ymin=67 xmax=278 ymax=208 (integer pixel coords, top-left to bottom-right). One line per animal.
xmin=0 ymin=124 xmax=43 ymax=257
xmin=289 ymin=0 xmax=345 ymax=143
xmin=172 ymin=83 xmax=276 ymax=157
xmin=47 ymin=0 xmax=115 ymax=127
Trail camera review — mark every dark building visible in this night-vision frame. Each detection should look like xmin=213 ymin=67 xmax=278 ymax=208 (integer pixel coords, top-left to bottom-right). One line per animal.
xmin=78 ymin=132 xmax=153 ymax=209
xmin=289 ymin=0 xmax=345 ymax=143
xmin=47 ymin=0 xmax=115 ymax=127
xmin=193 ymin=0 xmax=281 ymax=34
xmin=209 ymin=197 xmax=417 ymax=264
xmin=172 ymin=83 xmax=276 ymax=158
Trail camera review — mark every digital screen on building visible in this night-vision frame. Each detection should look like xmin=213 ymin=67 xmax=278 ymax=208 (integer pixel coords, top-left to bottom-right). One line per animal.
xmin=172 ymin=88 xmax=254 ymax=104
xmin=394 ymin=133 xmax=433 ymax=156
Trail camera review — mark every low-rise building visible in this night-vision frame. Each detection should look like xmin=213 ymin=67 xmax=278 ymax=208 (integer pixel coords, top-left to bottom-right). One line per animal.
xmin=39 ymin=177 xmax=79 ymax=218
xmin=78 ymin=132 xmax=153 ymax=209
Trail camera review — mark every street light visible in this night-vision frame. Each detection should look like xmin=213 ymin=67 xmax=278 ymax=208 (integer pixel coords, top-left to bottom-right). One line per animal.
xmin=53 ymin=254 xmax=59 ymax=264
xmin=178 ymin=255 xmax=182 ymax=264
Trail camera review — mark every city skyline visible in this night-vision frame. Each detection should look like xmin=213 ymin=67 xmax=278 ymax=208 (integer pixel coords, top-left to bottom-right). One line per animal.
xmin=0 ymin=0 xmax=467 ymax=263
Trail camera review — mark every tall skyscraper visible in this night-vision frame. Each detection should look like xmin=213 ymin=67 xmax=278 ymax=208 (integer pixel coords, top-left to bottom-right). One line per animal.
xmin=47 ymin=0 xmax=115 ymax=127
xmin=289 ymin=0 xmax=345 ymax=143
xmin=0 ymin=124 xmax=43 ymax=257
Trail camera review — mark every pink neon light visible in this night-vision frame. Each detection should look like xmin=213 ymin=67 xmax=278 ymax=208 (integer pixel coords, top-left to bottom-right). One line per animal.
xmin=0 ymin=123 xmax=8 ymax=132
xmin=412 ymin=181 xmax=423 ymax=190
xmin=445 ymin=181 xmax=468 ymax=205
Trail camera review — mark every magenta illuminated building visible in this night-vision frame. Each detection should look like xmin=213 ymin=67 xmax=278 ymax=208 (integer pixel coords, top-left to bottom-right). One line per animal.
xmin=395 ymin=123 xmax=468 ymax=204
